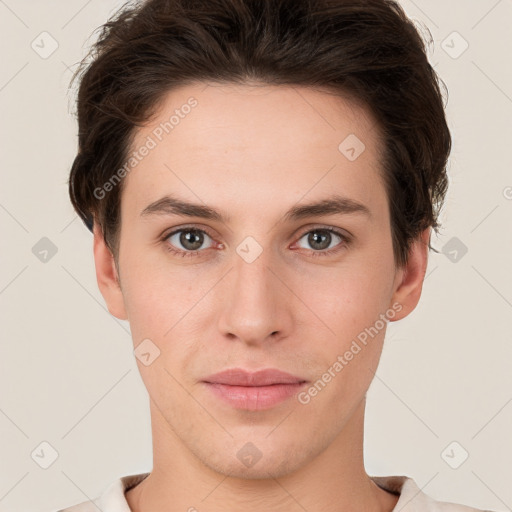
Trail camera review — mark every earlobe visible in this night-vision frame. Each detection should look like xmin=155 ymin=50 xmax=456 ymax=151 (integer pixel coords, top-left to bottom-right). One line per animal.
xmin=388 ymin=227 xmax=430 ymax=322
xmin=92 ymin=223 xmax=128 ymax=320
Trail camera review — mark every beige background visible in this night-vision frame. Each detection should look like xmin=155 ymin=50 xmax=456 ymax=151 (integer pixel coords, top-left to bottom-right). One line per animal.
xmin=1 ymin=1 xmax=511 ymax=511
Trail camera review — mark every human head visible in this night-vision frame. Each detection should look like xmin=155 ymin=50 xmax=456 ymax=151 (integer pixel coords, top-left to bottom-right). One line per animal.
xmin=66 ymin=0 xmax=452 ymax=484
xmin=68 ymin=0 xmax=451 ymax=272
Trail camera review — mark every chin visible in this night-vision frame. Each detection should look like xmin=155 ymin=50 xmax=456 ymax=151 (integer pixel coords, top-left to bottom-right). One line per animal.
xmin=193 ymin=436 xmax=313 ymax=480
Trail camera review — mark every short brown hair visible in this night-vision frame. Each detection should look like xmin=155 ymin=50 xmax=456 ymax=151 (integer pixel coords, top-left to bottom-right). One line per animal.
xmin=68 ymin=0 xmax=451 ymax=269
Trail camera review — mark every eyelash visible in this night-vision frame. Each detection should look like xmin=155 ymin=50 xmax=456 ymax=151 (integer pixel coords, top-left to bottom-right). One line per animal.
xmin=161 ymin=225 xmax=350 ymax=259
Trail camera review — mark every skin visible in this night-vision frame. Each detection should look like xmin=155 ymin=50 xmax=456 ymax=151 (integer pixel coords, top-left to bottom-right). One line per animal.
xmin=93 ymin=82 xmax=430 ymax=512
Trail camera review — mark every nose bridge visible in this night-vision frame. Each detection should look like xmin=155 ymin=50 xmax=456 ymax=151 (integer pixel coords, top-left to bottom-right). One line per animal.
xmin=218 ymin=240 xmax=290 ymax=343
xmin=233 ymin=243 xmax=274 ymax=299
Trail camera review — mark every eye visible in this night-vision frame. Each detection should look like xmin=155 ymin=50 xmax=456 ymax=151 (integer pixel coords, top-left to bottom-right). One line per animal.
xmin=163 ymin=227 xmax=215 ymax=257
xmin=161 ymin=225 xmax=350 ymax=259
xmin=295 ymin=227 xmax=349 ymax=257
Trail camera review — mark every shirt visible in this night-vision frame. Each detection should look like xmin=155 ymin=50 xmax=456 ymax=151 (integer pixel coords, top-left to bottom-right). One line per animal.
xmin=56 ymin=472 xmax=494 ymax=512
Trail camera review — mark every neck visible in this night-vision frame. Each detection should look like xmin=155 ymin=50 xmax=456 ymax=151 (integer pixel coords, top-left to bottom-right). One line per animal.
xmin=126 ymin=398 xmax=399 ymax=512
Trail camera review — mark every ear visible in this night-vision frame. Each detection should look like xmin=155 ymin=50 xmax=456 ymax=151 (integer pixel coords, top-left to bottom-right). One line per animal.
xmin=388 ymin=227 xmax=430 ymax=322
xmin=93 ymin=223 xmax=128 ymax=320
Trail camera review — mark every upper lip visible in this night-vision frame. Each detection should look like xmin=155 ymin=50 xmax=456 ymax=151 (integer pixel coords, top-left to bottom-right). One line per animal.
xmin=202 ymin=368 xmax=307 ymax=386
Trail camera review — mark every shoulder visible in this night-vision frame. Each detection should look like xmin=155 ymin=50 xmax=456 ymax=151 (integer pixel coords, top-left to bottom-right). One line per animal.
xmin=53 ymin=472 xmax=150 ymax=512
xmin=55 ymin=503 xmax=96 ymax=512
xmin=370 ymin=474 xmax=496 ymax=512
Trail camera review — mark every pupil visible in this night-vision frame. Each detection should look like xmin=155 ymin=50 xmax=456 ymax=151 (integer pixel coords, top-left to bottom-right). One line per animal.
xmin=310 ymin=231 xmax=329 ymax=250
xmin=182 ymin=230 xmax=203 ymax=250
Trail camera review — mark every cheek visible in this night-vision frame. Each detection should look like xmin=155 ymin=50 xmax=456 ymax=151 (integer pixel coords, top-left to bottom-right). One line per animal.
xmin=119 ymin=259 xmax=174 ymax=341
xmin=303 ymin=275 xmax=390 ymax=399
xmin=120 ymin=256 xmax=211 ymax=355
xmin=293 ymin=263 xmax=393 ymax=337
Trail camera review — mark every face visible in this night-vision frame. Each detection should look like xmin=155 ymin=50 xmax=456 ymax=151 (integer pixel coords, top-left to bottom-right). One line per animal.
xmin=94 ymin=82 xmax=428 ymax=479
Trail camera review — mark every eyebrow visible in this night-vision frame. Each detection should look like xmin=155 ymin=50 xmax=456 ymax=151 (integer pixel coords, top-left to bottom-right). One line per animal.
xmin=140 ymin=193 xmax=372 ymax=223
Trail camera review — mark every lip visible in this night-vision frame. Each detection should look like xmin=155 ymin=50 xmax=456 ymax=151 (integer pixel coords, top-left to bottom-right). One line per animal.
xmin=203 ymin=368 xmax=306 ymax=386
xmin=202 ymin=368 xmax=308 ymax=410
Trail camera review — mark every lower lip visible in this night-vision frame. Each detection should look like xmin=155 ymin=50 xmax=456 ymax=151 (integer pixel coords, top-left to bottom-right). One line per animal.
xmin=203 ymin=382 xmax=307 ymax=410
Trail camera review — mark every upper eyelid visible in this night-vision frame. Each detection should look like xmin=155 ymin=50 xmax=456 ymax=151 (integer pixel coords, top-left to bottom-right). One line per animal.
xmin=164 ymin=224 xmax=347 ymax=237
xmin=164 ymin=225 xmax=216 ymax=241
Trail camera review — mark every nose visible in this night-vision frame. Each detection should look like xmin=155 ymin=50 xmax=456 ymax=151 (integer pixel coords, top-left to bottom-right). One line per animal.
xmin=217 ymin=246 xmax=293 ymax=347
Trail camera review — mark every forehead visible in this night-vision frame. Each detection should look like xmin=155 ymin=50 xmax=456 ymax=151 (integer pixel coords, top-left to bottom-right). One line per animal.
xmin=122 ymin=82 xmax=386 ymax=221
xmin=134 ymin=81 xmax=380 ymax=151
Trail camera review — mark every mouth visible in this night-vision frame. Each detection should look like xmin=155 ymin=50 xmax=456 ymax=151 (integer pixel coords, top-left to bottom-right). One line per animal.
xmin=201 ymin=368 xmax=308 ymax=410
